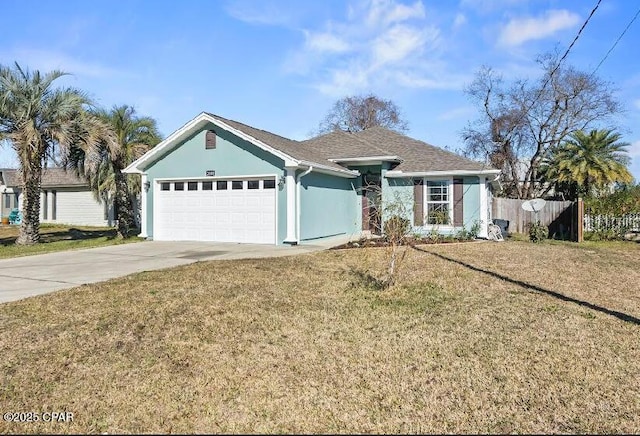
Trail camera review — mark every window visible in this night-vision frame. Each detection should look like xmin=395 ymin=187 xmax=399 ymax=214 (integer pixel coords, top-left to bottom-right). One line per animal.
xmin=263 ymin=179 xmax=275 ymax=189
xmin=232 ymin=180 xmax=243 ymax=190
xmin=4 ymin=193 xmax=10 ymax=209
xmin=205 ymin=130 xmax=216 ymax=149
xmin=188 ymin=182 xmax=198 ymax=191
xmin=174 ymin=182 xmax=184 ymax=191
xmin=161 ymin=182 xmax=170 ymax=191
xmin=216 ymin=181 xmax=228 ymax=190
xmin=426 ymin=180 xmax=450 ymax=225
xmin=202 ymin=181 xmax=213 ymax=190
xmin=247 ymin=180 xmax=259 ymax=190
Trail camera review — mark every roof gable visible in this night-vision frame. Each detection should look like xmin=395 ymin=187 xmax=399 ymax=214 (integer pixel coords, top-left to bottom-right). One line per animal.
xmin=124 ymin=112 xmax=356 ymax=177
xmin=124 ymin=112 xmax=497 ymax=178
xmin=352 ymin=127 xmax=494 ymax=174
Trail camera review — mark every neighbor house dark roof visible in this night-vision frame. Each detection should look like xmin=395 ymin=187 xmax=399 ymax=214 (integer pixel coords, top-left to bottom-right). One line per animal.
xmin=0 ymin=168 xmax=88 ymax=188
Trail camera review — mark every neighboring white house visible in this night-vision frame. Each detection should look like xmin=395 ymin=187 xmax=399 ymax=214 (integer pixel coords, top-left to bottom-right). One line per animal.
xmin=0 ymin=168 xmax=115 ymax=227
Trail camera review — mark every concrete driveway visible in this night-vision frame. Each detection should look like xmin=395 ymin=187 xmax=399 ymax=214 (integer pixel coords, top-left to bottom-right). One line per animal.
xmin=0 ymin=235 xmax=351 ymax=304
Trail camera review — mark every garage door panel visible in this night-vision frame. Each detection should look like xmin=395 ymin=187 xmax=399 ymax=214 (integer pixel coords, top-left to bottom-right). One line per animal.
xmin=155 ymin=178 xmax=276 ymax=244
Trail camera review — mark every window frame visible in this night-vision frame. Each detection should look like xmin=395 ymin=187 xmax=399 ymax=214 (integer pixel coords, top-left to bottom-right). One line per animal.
xmin=423 ymin=178 xmax=453 ymax=227
xmin=263 ymin=179 xmax=276 ymax=189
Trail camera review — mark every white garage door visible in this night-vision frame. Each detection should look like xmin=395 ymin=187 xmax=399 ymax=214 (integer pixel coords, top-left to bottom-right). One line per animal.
xmin=154 ymin=178 xmax=277 ymax=244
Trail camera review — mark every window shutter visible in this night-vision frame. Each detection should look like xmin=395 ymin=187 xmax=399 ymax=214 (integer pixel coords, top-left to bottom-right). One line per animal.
xmin=413 ymin=179 xmax=424 ymax=226
xmin=453 ymin=178 xmax=464 ymax=227
xmin=205 ymin=130 xmax=216 ymax=149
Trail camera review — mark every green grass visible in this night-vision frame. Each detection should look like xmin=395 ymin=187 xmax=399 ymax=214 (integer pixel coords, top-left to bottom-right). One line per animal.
xmin=0 ymin=239 xmax=638 ymax=433
xmin=0 ymin=224 xmax=142 ymax=259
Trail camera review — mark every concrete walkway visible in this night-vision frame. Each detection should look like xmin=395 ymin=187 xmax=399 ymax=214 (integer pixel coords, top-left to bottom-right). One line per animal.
xmin=0 ymin=235 xmax=353 ymax=304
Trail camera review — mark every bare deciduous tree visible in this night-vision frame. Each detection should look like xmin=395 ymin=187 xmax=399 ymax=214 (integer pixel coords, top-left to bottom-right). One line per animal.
xmin=317 ymin=94 xmax=408 ymax=134
xmin=463 ymin=51 xmax=622 ymax=199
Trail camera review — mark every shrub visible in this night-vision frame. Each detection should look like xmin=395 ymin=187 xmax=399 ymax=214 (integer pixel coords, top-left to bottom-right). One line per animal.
xmin=384 ymin=215 xmax=410 ymax=244
xmin=528 ymin=221 xmax=548 ymax=243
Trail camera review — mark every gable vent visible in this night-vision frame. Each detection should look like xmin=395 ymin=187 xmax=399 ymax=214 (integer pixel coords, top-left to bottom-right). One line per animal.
xmin=205 ymin=130 xmax=216 ymax=149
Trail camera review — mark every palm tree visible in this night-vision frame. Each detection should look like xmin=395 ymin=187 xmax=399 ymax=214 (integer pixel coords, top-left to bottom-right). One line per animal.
xmin=0 ymin=63 xmax=115 ymax=245
xmin=68 ymin=105 xmax=161 ymax=238
xmin=543 ymin=129 xmax=633 ymax=198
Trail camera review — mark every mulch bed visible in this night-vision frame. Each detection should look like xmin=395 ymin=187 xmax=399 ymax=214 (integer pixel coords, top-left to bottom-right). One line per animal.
xmin=331 ymin=236 xmax=483 ymax=250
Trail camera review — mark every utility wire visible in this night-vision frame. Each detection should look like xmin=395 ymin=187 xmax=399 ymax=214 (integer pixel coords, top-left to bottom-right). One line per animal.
xmin=591 ymin=5 xmax=640 ymax=76
xmin=498 ymin=0 xmax=601 ymax=144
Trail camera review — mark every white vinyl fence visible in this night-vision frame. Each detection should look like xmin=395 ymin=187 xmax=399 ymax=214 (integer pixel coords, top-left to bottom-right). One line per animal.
xmin=583 ymin=213 xmax=640 ymax=233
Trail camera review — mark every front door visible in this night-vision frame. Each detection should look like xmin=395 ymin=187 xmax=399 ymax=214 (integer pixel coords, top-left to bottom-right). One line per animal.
xmin=361 ymin=175 xmax=381 ymax=234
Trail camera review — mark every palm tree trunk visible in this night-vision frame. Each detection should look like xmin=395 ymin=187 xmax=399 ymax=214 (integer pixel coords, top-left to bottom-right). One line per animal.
xmin=114 ymin=168 xmax=135 ymax=238
xmin=16 ymin=166 xmax=43 ymax=245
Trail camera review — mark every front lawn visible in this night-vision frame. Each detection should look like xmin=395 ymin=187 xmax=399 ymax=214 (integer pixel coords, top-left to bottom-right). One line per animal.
xmin=0 ymin=240 xmax=638 ymax=433
xmin=0 ymin=224 xmax=141 ymax=259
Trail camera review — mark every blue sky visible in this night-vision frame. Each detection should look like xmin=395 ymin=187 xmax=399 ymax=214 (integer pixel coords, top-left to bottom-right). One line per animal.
xmin=1 ymin=0 xmax=640 ymax=182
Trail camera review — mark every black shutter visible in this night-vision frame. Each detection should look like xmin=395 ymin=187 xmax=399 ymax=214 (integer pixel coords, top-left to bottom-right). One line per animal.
xmin=453 ymin=178 xmax=464 ymax=227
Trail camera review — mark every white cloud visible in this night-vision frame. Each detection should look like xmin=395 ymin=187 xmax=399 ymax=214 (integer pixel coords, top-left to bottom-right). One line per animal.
xmin=304 ymin=31 xmax=351 ymax=53
xmin=633 ymin=99 xmax=640 ymax=110
xmin=371 ymin=25 xmax=432 ymax=66
xmin=368 ymin=0 xmax=426 ymax=27
xmin=453 ymin=13 xmax=467 ymax=29
xmin=498 ymin=9 xmax=580 ymax=47
xmin=629 ymin=140 xmax=640 ymax=158
xmin=277 ymin=0 xmax=469 ymax=96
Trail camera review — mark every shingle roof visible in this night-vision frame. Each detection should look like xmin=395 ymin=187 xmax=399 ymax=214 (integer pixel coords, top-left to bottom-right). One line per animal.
xmin=206 ymin=113 xmax=349 ymax=172
xmin=351 ymin=127 xmax=492 ymax=172
xmin=208 ymin=114 xmax=493 ymax=174
xmin=0 ymin=168 xmax=88 ymax=188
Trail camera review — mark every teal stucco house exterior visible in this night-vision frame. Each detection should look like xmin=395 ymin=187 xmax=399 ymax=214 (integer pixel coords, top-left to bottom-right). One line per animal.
xmin=124 ymin=112 xmax=500 ymax=245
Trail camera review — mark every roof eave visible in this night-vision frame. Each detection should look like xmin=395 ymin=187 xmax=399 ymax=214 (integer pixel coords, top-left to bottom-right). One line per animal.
xmin=385 ymin=169 xmax=501 ymax=178
xmin=327 ymin=155 xmax=403 ymax=165
xmin=123 ymin=112 xmax=301 ymax=174
xmin=297 ymin=160 xmax=360 ymax=178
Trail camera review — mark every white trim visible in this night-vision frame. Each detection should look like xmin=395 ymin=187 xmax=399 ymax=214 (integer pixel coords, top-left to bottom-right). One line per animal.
xmin=124 ymin=113 xmax=297 ymax=174
xmin=328 ymin=155 xmax=403 ymax=164
xmin=386 ymin=169 xmax=501 ymax=178
xmin=283 ymin=167 xmax=298 ymax=244
xmin=297 ymin=160 xmax=359 ymax=178
xmin=296 ymin=166 xmax=313 ymax=242
xmin=123 ymin=112 xmax=359 ymax=179
xmin=153 ymin=173 xmax=278 ymax=182
xmin=478 ymin=176 xmax=489 ymax=238
xmin=139 ymin=173 xmax=148 ymax=238
xmin=423 ymin=177 xmax=454 ymax=227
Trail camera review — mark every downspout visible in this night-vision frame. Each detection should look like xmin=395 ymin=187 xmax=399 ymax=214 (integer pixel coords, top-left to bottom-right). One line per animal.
xmin=296 ymin=166 xmax=313 ymax=243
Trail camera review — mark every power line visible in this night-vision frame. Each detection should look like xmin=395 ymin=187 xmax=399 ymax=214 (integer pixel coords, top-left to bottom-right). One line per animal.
xmin=499 ymin=0 xmax=601 ymax=144
xmin=528 ymin=0 xmax=602 ymax=117
xmin=592 ymin=5 xmax=640 ymax=75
